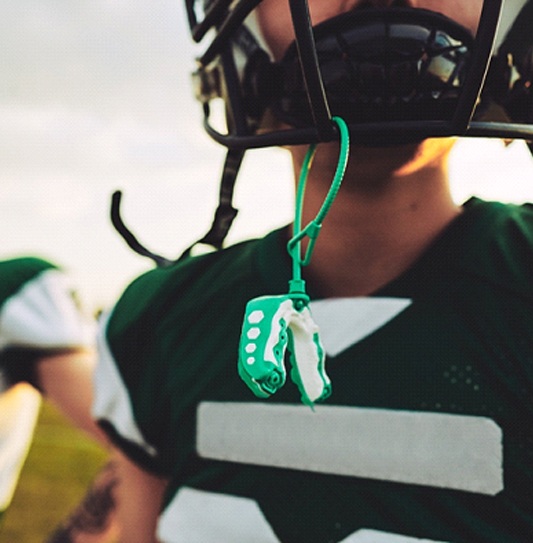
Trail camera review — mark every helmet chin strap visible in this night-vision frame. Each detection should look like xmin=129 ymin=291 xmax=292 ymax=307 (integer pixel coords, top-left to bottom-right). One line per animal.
xmin=109 ymin=148 xmax=245 ymax=267
xmin=238 ymin=117 xmax=349 ymax=407
xmin=110 ymin=190 xmax=173 ymax=268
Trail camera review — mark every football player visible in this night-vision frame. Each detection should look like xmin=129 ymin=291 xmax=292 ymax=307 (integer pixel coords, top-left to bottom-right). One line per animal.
xmin=92 ymin=1 xmax=533 ymax=541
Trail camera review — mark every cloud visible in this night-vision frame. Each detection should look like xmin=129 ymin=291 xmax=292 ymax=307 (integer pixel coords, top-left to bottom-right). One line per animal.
xmin=0 ymin=0 xmax=230 ymax=309
xmin=450 ymin=139 xmax=533 ymax=204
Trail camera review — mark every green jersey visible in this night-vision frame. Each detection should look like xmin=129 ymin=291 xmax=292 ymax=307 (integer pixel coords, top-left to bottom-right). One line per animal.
xmin=0 ymin=257 xmax=90 ymax=512
xmin=94 ymin=198 xmax=533 ymax=542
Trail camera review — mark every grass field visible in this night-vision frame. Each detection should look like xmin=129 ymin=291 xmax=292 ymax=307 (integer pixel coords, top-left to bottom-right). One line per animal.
xmin=0 ymin=399 xmax=108 ymax=542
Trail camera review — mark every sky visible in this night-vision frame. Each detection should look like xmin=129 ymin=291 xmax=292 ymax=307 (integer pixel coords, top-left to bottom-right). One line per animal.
xmin=2 ymin=0 xmax=533 ymax=313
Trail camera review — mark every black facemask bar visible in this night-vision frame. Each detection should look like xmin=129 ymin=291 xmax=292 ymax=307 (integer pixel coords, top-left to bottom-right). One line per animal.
xmin=270 ymin=8 xmax=476 ymax=137
xmin=470 ymin=0 xmax=533 ymax=150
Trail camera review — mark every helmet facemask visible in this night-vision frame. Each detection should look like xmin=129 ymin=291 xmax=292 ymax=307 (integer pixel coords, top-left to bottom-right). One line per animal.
xmin=189 ymin=0 xmax=533 ymax=148
xmin=260 ymin=8 xmax=476 ymax=141
xmin=110 ymin=1 xmax=533 ymax=267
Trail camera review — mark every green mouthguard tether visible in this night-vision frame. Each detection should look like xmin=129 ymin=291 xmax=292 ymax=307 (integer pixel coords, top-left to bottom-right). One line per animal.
xmin=238 ymin=117 xmax=350 ymax=406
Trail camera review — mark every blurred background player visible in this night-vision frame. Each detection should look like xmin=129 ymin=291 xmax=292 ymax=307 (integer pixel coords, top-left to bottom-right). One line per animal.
xmin=0 ymin=257 xmax=106 ymax=523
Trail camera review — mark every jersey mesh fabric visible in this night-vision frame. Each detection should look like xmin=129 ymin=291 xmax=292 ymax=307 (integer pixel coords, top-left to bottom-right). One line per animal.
xmin=97 ymin=198 xmax=533 ymax=543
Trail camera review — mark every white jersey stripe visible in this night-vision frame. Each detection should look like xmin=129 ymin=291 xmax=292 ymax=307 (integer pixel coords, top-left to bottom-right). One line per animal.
xmin=157 ymin=487 xmax=280 ymax=543
xmin=309 ymin=297 xmax=412 ymax=357
xmin=158 ymin=488 xmax=450 ymax=543
xmin=0 ymin=269 xmax=92 ymax=353
xmin=92 ymin=311 xmax=156 ymax=456
xmin=197 ymin=402 xmax=503 ymax=495
xmin=339 ymin=529 xmax=448 ymax=542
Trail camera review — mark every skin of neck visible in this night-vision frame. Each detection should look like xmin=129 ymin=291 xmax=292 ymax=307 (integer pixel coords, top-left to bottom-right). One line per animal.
xmin=289 ymin=137 xmax=463 ymax=297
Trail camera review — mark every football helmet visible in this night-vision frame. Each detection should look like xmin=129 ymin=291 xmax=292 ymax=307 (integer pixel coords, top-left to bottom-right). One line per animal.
xmin=177 ymin=0 xmax=532 ymax=252
xmin=111 ymin=1 xmax=533 ymax=262
xmin=187 ymin=0 xmax=533 ymax=148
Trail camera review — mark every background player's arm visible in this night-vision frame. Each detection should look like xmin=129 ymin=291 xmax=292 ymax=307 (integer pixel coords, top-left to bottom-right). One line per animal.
xmin=36 ymin=349 xmax=108 ymax=444
xmin=111 ymin=449 xmax=168 ymax=543
xmin=46 ymin=449 xmax=168 ymax=543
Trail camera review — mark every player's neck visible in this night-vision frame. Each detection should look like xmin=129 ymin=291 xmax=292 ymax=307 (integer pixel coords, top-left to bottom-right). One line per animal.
xmin=291 ymin=144 xmax=462 ymax=298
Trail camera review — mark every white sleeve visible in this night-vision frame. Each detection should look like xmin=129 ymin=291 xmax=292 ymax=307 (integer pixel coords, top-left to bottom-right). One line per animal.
xmin=92 ymin=310 xmax=157 ymax=457
xmin=0 ymin=268 xmax=94 ymax=352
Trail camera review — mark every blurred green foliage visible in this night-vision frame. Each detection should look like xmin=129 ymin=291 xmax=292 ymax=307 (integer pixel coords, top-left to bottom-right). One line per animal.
xmin=0 ymin=400 xmax=108 ymax=542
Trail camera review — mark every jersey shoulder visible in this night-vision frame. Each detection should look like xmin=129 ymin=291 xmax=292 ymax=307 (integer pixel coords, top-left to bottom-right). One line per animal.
xmin=459 ymin=198 xmax=533 ymax=296
xmin=96 ymin=230 xmax=290 ymax=472
xmin=0 ymin=257 xmax=58 ymax=308
xmin=106 ymin=229 xmax=287 ymax=341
